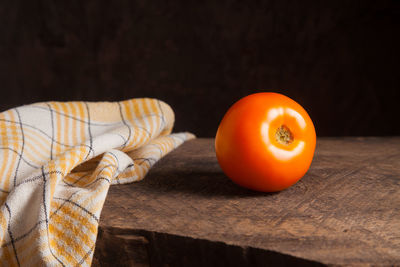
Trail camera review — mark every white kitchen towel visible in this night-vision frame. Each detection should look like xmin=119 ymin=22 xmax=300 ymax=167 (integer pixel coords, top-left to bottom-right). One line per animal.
xmin=0 ymin=98 xmax=194 ymax=266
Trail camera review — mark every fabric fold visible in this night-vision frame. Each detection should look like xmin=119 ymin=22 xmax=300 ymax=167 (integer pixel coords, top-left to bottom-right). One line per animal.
xmin=0 ymin=98 xmax=194 ymax=266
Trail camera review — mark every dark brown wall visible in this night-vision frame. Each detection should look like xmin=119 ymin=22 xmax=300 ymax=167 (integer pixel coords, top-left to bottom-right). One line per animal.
xmin=0 ymin=0 xmax=399 ymax=137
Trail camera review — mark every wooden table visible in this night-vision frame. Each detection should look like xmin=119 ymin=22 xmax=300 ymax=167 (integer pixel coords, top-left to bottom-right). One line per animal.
xmin=93 ymin=137 xmax=400 ymax=266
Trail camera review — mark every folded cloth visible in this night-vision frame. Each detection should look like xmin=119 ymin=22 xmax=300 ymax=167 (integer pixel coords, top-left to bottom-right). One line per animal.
xmin=0 ymin=98 xmax=194 ymax=266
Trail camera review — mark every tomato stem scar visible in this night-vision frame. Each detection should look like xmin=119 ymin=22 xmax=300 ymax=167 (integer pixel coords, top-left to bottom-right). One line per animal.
xmin=275 ymin=125 xmax=293 ymax=145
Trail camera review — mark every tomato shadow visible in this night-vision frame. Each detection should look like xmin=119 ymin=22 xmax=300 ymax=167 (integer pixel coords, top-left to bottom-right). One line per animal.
xmin=136 ymin=168 xmax=279 ymax=198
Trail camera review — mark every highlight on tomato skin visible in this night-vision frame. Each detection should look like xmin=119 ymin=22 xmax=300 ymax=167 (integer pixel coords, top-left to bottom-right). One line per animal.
xmin=215 ymin=92 xmax=316 ymax=192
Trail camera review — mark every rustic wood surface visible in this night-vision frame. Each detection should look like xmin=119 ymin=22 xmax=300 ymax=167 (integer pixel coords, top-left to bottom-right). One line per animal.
xmin=1 ymin=1 xmax=399 ymax=137
xmin=93 ymin=137 xmax=400 ymax=266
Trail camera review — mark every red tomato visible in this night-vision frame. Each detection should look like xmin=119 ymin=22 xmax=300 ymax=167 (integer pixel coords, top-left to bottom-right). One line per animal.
xmin=215 ymin=92 xmax=316 ymax=192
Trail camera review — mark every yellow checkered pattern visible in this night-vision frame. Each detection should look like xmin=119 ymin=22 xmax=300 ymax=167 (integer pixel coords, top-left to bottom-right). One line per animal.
xmin=0 ymin=98 xmax=194 ymax=266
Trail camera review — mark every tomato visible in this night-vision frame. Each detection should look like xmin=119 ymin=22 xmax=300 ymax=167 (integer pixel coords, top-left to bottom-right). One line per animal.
xmin=215 ymin=92 xmax=316 ymax=192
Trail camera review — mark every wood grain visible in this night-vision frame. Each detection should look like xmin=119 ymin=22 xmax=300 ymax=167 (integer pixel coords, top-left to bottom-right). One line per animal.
xmin=0 ymin=1 xmax=399 ymax=137
xmin=94 ymin=137 xmax=400 ymax=266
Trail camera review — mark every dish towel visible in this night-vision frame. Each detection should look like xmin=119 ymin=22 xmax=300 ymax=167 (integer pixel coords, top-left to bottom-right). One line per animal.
xmin=0 ymin=98 xmax=195 ymax=266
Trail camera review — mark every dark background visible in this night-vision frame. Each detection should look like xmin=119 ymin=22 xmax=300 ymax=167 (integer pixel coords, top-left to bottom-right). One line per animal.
xmin=0 ymin=0 xmax=399 ymax=137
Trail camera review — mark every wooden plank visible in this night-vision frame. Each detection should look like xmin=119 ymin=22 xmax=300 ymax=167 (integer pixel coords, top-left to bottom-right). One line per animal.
xmin=1 ymin=1 xmax=399 ymax=137
xmin=94 ymin=137 xmax=400 ymax=266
